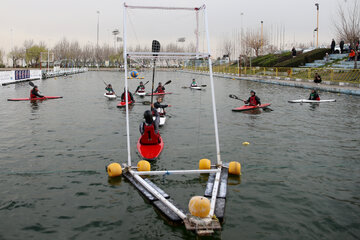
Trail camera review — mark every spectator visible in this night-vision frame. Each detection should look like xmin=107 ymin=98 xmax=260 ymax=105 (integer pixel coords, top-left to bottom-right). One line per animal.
xmin=292 ymin=47 xmax=297 ymax=58
xmin=314 ymin=73 xmax=322 ymax=84
xmin=356 ymin=40 xmax=359 ymax=51
xmin=339 ymin=40 xmax=344 ymax=54
xmin=331 ymin=39 xmax=336 ymax=54
xmin=348 ymin=49 xmax=355 ymax=61
xmin=325 ymin=53 xmax=329 ymax=62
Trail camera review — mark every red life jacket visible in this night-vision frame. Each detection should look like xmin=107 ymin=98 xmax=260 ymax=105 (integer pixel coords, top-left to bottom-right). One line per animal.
xmin=315 ymin=96 xmax=320 ymax=100
xmin=139 ymin=85 xmax=145 ymax=92
xmin=140 ymin=123 xmax=160 ymax=145
xmin=156 ymin=86 xmax=165 ymax=93
xmin=30 ymin=89 xmax=37 ymax=98
xmin=249 ymin=96 xmax=258 ymax=106
xmin=122 ymin=92 xmax=132 ymax=102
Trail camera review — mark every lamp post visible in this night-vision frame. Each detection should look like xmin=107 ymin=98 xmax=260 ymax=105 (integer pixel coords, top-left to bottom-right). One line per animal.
xmin=313 ymin=28 xmax=317 ymax=48
xmin=96 ymin=11 xmax=100 ymax=48
xmin=261 ymin=21 xmax=264 ymax=54
xmin=112 ymin=29 xmax=119 ymax=51
xmin=315 ymin=3 xmax=319 ymax=48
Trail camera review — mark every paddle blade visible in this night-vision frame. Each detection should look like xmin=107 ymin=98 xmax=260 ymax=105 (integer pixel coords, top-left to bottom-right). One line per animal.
xmin=152 ymin=40 xmax=161 ymax=56
xmin=164 ymin=80 xmax=172 ymax=85
xmin=28 ymin=81 xmax=35 ymax=87
xmin=201 ymin=85 xmax=207 ymax=87
xmin=142 ymin=101 xmax=151 ymax=105
xmin=229 ymin=94 xmax=238 ymax=99
xmin=144 ymin=81 xmax=149 ymax=85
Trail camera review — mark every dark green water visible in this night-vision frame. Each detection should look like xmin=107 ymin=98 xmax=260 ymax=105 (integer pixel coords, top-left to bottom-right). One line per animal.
xmin=0 ymin=71 xmax=359 ymax=239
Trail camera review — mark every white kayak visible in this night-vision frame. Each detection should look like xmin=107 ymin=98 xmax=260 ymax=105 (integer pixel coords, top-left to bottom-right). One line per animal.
xmin=153 ymin=115 xmax=166 ymax=126
xmin=136 ymin=91 xmax=147 ymax=96
xmin=104 ymin=93 xmax=117 ymax=99
xmin=190 ymin=86 xmax=205 ymax=90
xmin=288 ymin=99 xmax=336 ymax=103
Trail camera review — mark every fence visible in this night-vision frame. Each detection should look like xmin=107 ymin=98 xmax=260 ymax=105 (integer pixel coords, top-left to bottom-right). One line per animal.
xmin=185 ymin=65 xmax=360 ymax=83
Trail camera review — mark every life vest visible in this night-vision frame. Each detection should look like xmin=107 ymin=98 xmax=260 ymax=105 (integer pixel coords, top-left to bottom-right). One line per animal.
xmin=249 ymin=96 xmax=258 ymax=106
xmin=140 ymin=123 xmax=160 ymax=145
xmin=156 ymin=86 xmax=165 ymax=93
xmin=122 ymin=92 xmax=132 ymax=101
xmin=315 ymin=96 xmax=320 ymax=100
xmin=30 ymin=89 xmax=37 ymax=98
xmin=138 ymin=85 xmax=145 ymax=92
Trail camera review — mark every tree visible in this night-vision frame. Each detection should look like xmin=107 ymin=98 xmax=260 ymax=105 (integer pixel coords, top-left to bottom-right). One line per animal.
xmin=334 ymin=0 xmax=360 ymax=69
xmin=0 ymin=49 xmax=5 ymax=67
xmin=8 ymin=46 xmax=25 ymax=67
xmin=243 ymin=29 xmax=268 ymax=57
xmin=222 ymin=39 xmax=234 ymax=61
xmin=26 ymin=45 xmax=47 ymax=67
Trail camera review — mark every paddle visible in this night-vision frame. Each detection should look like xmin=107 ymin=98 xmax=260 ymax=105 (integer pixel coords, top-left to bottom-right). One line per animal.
xmin=229 ymin=94 xmax=273 ymax=111
xmin=229 ymin=94 xmax=245 ymax=101
xmin=150 ymin=40 xmax=161 ymax=109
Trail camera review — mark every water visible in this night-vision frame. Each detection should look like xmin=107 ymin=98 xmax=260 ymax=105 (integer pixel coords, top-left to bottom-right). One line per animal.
xmin=0 ymin=71 xmax=359 ymax=239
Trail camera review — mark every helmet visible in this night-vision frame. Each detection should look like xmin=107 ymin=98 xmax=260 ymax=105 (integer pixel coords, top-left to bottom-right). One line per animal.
xmin=34 ymin=85 xmax=38 ymax=89
xmin=140 ymin=81 xmax=143 ymax=84
xmin=158 ymin=82 xmax=162 ymax=85
xmin=144 ymin=110 xmax=153 ymax=124
xmin=250 ymin=90 xmax=255 ymax=94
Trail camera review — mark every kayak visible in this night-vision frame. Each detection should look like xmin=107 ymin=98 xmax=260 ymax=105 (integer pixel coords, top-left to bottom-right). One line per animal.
xmin=288 ymin=99 xmax=336 ymax=103
xmin=146 ymin=92 xmax=172 ymax=96
xmin=153 ymin=115 xmax=166 ymax=126
xmin=117 ymin=101 xmax=133 ymax=107
xmin=190 ymin=86 xmax=205 ymax=90
xmin=7 ymin=96 xmax=63 ymax=101
xmin=104 ymin=93 xmax=117 ymax=99
xmin=137 ymin=136 xmax=164 ymax=160
xmin=136 ymin=91 xmax=147 ymax=96
xmin=232 ymin=103 xmax=271 ymax=112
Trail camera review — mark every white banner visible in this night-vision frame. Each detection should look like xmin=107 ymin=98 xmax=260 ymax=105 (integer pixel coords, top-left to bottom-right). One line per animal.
xmin=0 ymin=70 xmax=42 ymax=85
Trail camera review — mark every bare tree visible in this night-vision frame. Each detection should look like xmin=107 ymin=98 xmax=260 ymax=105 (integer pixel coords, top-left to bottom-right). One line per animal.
xmin=334 ymin=0 xmax=360 ymax=69
xmin=243 ymin=29 xmax=268 ymax=57
xmin=223 ymin=39 xmax=233 ymax=61
xmin=0 ymin=49 xmax=5 ymax=67
xmin=8 ymin=46 xmax=25 ymax=67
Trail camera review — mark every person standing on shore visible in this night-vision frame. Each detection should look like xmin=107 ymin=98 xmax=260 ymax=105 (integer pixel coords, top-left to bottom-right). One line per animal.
xmin=340 ymin=40 xmax=344 ymax=54
xmin=292 ymin=47 xmax=297 ymax=58
xmin=331 ymin=39 xmax=336 ymax=54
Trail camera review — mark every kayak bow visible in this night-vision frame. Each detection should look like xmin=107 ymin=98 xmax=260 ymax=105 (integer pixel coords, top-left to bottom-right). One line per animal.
xmin=232 ymin=103 xmax=271 ymax=112
xmin=137 ymin=136 xmax=164 ymax=160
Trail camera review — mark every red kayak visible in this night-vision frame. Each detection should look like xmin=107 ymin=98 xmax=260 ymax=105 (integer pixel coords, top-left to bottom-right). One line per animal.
xmin=146 ymin=92 xmax=172 ymax=96
xmin=232 ymin=103 xmax=271 ymax=112
xmin=117 ymin=101 xmax=133 ymax=108
xmin=137 ymin=136 xmax=164 ymax=160
xmin=7 ymin=96 xmax=63 ymax=101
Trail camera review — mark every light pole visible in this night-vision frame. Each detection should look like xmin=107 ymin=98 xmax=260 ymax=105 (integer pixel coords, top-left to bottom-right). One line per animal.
xmin=313 ymin=28 xmax=317 ymax=48
xmin=315 ymin=3 xmax=319 ymax=48
xmin=261 ymin=21 xmax=264 ymax=52
xmin=112 ymin=29 xmax=119 ymax=51
xmin=96 ymin=11 xmax=100 ymax=48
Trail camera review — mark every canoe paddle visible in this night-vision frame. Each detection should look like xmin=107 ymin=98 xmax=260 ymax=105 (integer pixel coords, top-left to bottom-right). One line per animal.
xmin=229 ymin=94 xmax=245 ymax=101
xmin=229 ymin=94 xmax=273 ymax=111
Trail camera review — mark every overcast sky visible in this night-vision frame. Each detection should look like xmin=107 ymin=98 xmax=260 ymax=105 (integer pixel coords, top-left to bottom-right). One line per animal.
xmin=0 ymin=0 xmax=350 ymax=56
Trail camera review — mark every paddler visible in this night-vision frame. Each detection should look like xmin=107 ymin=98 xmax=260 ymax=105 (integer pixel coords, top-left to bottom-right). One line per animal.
xmin=154 ymin=97 xmax=170 ymax=116
xmin=190 ymin=79 xmax=197 ymax=87
xmin=139 ymin=109 xmax=160 ymax=144
xmin=244 ymin=90 xmax=261 ymax=106
xmin=135 ymin=81 xmax=145 ymax=93
xmin=105 ymin=84 xmax=115 ymax=94
xmin=154 ymin=82 xmax=165 ymax=93
xmin=30 ymin=85 xmax=44 ymax=99
xmin=120 ymin=88 xmax=135 ymax=102
xmin=308 ymin=89 xmax=320 ymax=100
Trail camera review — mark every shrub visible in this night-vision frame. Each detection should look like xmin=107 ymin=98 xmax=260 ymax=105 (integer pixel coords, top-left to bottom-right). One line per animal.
xmin=274 ymin=48 xmax=330 ymax=67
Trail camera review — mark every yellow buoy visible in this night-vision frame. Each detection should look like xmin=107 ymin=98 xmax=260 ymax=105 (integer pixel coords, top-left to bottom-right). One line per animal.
xmin=242 ymin=141 xmax=250 ymax=145
xmin=199 ymin=158 xmax=211 ymax=170
xmin=137 ymin=160 xmax=151 ymax=171
xmin=189 ymin=196 xmax=211 ymax=218
xmin=228 ymin=161 xmax=241 ymax=175
xmin=232 ymin=78 xmax=235 ymax=80
xmin=107 ymin=163 xmax=122 ymax=177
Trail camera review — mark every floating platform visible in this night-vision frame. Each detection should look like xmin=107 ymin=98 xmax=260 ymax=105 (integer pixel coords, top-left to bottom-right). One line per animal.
xmin=123 ymin=167 xmax=228 ymax=234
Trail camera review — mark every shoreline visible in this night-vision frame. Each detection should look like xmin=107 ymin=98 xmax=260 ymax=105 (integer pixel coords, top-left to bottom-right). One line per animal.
xmin=181 ymin=70 xmax=360 ymax=96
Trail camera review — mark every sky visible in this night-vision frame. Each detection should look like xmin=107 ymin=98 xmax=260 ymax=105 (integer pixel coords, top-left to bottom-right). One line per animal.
xmin=0 ymin=0 xmax=351 ymax=58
